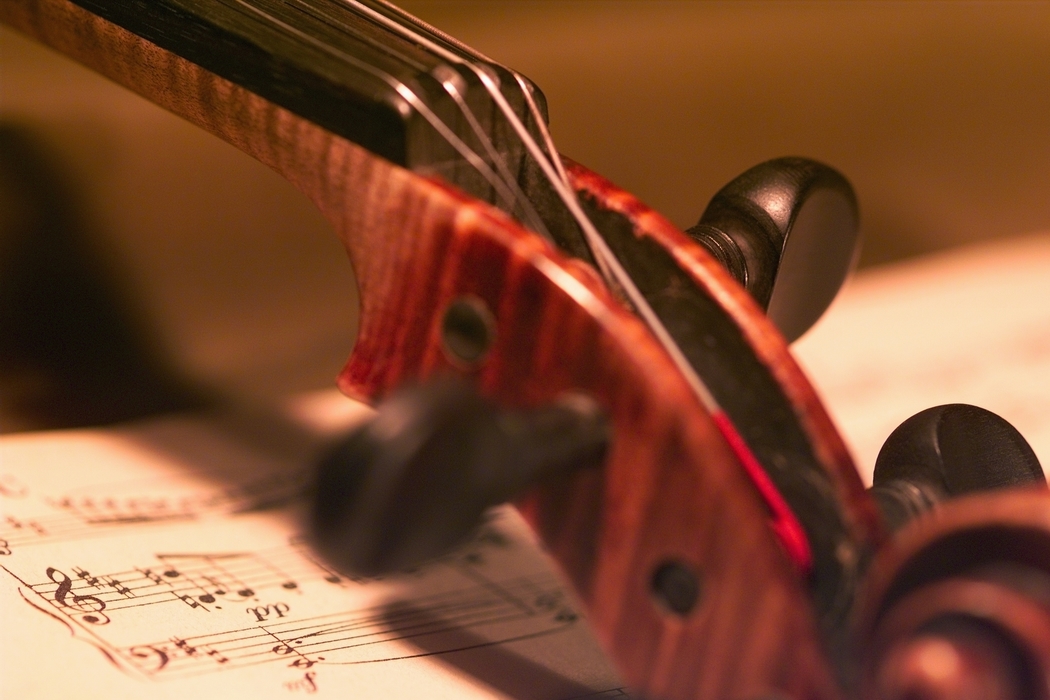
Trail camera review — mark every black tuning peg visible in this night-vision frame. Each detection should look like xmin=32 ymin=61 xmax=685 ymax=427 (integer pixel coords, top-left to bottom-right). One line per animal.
xmin=686 ymin=157 xmax=860 ymax=342
xmin=868 ymin=404 xmax=1045 ymax=531
xmin=309 ymin=378 xmax=609 ymax=577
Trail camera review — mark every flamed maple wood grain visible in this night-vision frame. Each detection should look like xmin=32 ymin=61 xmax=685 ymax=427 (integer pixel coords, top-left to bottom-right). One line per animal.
xmin=3 ymin=1 xmax=852 ymax=697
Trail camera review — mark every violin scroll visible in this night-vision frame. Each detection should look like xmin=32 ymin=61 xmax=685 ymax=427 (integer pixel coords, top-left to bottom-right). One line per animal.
xmin=853 ymin=407 xmax=1047 ymax=699
xmin=855 ymin=489 xmax=1050 ymax=700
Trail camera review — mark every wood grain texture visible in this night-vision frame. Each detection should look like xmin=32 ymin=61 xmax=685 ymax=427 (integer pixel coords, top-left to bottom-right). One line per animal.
xmin=3 ymin=1 xmax=847 ymax=696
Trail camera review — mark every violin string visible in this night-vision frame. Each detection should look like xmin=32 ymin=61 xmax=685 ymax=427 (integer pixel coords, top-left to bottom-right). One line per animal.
xmin=278 ymin=0 xmax=551 ymax=236
xmin=339 ymin=0 xmax=722 ymax=413
xmin=324 ymin=0 xmax=557 ymax=236
xmin=430 ymin=64 xmax=552 ymax=240
xmin=367 ymin=0 xmax=573 ymax=188
xmin=365 ymin=0 xmax=497 ymax=66
xmin=338 ymin=0 xmax=621 ymax=289
xmin=339 ymin=1 xmax=568 ymax=180
xmin=224 ymin=0 xmax=813 ymax=579
xmin=290 ymin=0 xmax=553 ymax=236
xmin=372 ymin=21 xmax=816 ymax=571
xmin=237 ymin=0 xmax=724 ymax=417
xmin=230 ymin=0 xmax=531 ymax=227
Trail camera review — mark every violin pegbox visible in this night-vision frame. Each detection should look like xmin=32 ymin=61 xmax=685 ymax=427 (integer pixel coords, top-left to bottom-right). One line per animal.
xmin=321 ymin=159 xmax=849 ymax=698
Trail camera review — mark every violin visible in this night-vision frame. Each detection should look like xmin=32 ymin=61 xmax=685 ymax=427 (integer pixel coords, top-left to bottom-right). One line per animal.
xmin=4 ymin=2 xmax=1049 ymax=698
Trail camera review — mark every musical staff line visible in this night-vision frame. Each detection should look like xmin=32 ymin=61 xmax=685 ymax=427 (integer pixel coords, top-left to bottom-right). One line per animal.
xmin=120 ymin=571 xmax=576 ymax=677
xmin=18 ymin=523 xmax=526 ymax=618
xmin=0 ymin=468 xmax=310 ymax=553
xmin=24 ymin=543 xmax=338 ymax=618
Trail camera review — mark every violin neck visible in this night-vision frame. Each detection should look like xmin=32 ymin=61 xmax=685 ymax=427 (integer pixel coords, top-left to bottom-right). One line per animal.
xmin=62 ymin=0 xmax=462 ymax=162
xmin=79 ymin=1 xmax=569 ymax=226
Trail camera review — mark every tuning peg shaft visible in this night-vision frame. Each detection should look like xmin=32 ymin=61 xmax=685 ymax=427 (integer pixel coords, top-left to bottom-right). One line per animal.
xmin=686 ymin=157 xmax=860 ymax=341
xmin=309 ymin=378 xmax=609 ymax=577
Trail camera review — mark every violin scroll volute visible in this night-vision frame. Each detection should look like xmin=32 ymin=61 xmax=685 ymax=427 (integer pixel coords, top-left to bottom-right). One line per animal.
xmin=855 ymin=489 xmax=1050 ymax=700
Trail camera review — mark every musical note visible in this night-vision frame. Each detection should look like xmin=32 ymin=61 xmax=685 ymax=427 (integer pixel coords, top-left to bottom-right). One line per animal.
xmin=172 ymin=636 xmax=198 ymax=656
xmin=42 ymin=567 xmax=111 ymax=625
xmin=204 ymin=646 xmax=229 ymax=665
xmin=0 ymin=474 xmax=28 ymax=498
xmin=284 ymin=671 xmax=318 ymax=694
xmin=3 ymin=515 xmax=47 ymax=537
xmin=139 ymin=568 xmax=167 ymax=586
xmin=9 ymin=517 xmax=587 ymax=684
xmin=0 ymin=467 xmax=313 ymax=554
xmin=72 ymin=566 xmax=102 ymax=588
xmin=118 ymin=564 xmax=576 ymax=677
xmin=104 ymin=576 xmax=134 ymax=597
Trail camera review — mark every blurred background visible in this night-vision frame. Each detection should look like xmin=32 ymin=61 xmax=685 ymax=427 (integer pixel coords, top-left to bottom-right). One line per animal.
xmin=3 ymin=1 xmax=1050 ymax=428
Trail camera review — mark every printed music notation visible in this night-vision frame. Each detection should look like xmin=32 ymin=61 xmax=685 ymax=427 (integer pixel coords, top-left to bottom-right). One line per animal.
xmin=6 ymin=523 xmax=581 ymax=678
xmin=0 ymin=415 xmax=626 ymax=699
xmin=0 ymin=418 xmax=314 ymax=556
xmin=120 ymin=571 xmax=577 ymax=677
xmin=0 ymin=470 xmax=309 ymax=554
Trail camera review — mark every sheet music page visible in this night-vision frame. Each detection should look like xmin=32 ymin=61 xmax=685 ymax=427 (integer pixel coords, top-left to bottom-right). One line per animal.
xmin=0 ymin=392 xmax=625 ymax=699
xmin=794 ymin=231 xmax=1050 ymax=482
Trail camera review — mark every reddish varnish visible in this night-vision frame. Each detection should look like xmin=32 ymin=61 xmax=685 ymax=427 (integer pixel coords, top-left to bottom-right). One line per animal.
xmin=712 ymin=412 xmax=813 ymax=575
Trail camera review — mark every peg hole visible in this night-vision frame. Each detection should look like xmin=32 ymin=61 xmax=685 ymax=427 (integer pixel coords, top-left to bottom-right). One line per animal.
xmin=650 ymin=561 xmax=702 ymax=617
xmin=441 ymin=296 xmax=496 ymax=365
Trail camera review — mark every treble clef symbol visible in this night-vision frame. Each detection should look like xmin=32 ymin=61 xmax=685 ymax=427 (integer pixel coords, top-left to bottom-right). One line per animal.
xmin=45 ymin=567 xmax=111 ymax=625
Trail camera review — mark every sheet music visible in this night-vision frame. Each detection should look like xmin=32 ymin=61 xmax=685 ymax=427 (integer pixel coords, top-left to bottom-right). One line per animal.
xmin=795 ymin=231 xmax=1050 ymax=482
xmin=0 ymin=393 xmax=625 ymax=699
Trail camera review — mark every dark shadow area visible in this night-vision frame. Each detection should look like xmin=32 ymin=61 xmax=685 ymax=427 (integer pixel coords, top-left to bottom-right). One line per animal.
xmin=0 ymin=122 xmax=209 ymax=431
xmin=0 ymin=120 xmax=351 ymax=514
